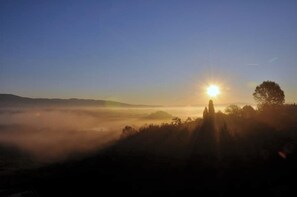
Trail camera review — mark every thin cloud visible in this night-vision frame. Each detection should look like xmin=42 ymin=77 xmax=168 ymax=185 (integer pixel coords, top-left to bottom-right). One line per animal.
xmin=246 ymin=63 xmax=260 ymax=66
xmin=269 ymin=57 xmax=279 ymax=63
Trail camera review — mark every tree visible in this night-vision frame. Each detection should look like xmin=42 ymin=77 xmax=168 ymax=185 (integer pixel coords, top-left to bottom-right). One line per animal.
xmin=225 ymin=104 xmax=241 ymax=117
xmin=253 ymin=81 xmax=285 ymax=108
xmin=242 ymin=105 xmax=256 ymax=118
xmin=172 ymin=117 xmax=182 ymax=125
xmin=185 ymin=117 xmax=192 ymax=123
xmin=121 ymin=126 xmax=137 ymax=138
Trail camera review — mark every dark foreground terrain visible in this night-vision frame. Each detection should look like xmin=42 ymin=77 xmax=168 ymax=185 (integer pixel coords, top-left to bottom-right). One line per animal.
xmin=1 ymin=104 xmax=297 ymax=196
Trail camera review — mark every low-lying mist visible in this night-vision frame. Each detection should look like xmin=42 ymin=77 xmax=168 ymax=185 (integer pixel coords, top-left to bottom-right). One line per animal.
xmin=0 ymin=106 xmax=225 ymax=164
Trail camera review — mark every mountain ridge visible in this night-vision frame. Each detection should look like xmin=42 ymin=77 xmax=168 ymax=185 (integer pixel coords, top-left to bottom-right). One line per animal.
xmin=0 ymin=94 xmax=158 ymax=108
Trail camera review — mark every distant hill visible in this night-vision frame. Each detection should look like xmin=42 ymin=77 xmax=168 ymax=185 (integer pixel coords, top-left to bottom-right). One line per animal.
xmin=0 ymin=94 xmax=153 ymax=108
xmin=145 ymin=111 xmax=173 ymax=120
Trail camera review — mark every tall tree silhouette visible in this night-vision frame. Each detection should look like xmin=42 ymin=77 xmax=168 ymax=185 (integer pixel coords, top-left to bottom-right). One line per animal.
xmin=253 ymin=81 xmax=285 ymax=108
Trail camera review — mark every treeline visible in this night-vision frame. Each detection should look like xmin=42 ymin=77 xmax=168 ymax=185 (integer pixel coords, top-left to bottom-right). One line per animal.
xmin=118 ymin=103 xmax=297 ymax=163
xmin=101 ymin=103 xmax=297 ymax=195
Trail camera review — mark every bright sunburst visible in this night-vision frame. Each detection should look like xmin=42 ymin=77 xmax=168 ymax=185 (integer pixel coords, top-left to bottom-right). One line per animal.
xmin=207 ymin=85 xmax=220 ymax=98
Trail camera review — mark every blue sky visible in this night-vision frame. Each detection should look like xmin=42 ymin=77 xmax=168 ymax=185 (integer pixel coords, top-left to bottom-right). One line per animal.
xmin=1 ymin=0 xmax=297 ymax=105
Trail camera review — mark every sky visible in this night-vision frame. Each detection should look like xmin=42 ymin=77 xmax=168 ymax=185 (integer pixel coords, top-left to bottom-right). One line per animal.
xmin=0 ymin=0 xmax=297 ymax=105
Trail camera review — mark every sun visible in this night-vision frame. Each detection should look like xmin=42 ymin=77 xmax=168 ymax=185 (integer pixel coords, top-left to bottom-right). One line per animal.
xmin=207 ymin=85 xmax=220 ymax=98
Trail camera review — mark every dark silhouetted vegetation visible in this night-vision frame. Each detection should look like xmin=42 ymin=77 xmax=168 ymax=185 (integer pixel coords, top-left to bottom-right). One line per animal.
xmin=253 ymin=81 xmax=285 ymax=109
xmin=1 ymin=87 xmax=297 ymax=196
